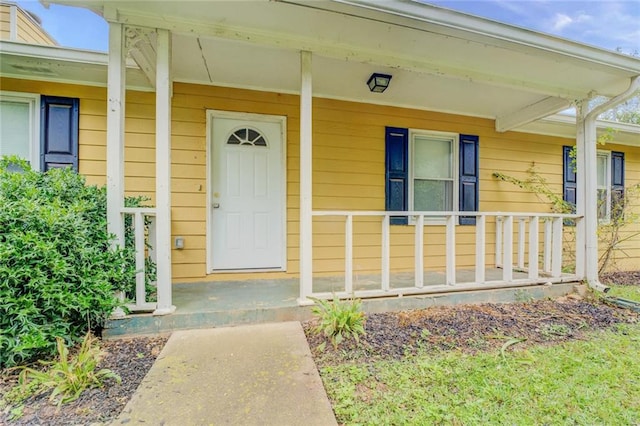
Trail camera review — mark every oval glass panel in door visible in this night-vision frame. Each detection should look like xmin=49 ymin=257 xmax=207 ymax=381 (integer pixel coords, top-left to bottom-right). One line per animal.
xmin=226 ymin=127 xmax=268 ymax=147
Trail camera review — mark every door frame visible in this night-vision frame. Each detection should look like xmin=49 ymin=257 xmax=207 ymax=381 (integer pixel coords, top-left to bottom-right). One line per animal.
xmin=205 ymin=109 xmax=288 ymax=273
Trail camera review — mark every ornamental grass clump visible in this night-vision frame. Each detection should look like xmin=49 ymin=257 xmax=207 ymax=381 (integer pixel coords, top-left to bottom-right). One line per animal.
xmin=13 ymin=333 xmax=120 ymax=408
xmin=310 ymin=296 xmax=366 ymax=349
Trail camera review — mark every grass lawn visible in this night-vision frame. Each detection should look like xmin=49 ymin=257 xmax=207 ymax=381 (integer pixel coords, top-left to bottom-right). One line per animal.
xmin=321 ymin=324 xmax=640 ymax=425
xmin=608 ymin=285 xmax=640 ymax=302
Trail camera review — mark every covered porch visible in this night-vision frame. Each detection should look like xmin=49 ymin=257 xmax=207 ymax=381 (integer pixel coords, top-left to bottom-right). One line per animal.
xmin=121 ymin=206 xmax=583 ymax=324
xmin=83 ymin=0 xmax=640 ymax=317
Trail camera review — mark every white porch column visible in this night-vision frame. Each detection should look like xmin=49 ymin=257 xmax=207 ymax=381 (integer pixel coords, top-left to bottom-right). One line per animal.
xmin=583 ymin=111 xmax=600 ymax=286
xmin=106 ymin=22 xmax=125 ymax=248
xmin=576 ymin=100 xmax=600 ymax=287
xmin=153 ymin=28 xmax=175 ymax=315
xmin=574 ymin=102 xmax=586 ymax=279
xmin=298 ymin=50 xmax=313 ymax=304
xmin=582 ymin=76 xmax=639 ymax=292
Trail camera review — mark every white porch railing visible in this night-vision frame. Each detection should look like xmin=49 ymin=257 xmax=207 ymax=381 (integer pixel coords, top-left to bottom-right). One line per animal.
xmin=121 ymin=207 xmax=157 ymax=312
xmin=307 ymin=211 xmax=582 ymax=300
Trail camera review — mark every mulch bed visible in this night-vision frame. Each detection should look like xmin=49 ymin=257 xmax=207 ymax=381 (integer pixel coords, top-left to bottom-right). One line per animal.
xmin=2 ymin=270 xmax=638 ymax=425
xmin=0 ymin=336 xmax=167 ymax=426
xmin=601 ymin=270 xmax=640 ymax=285
xmin=303 ymin=296 xmax=639 ymax=368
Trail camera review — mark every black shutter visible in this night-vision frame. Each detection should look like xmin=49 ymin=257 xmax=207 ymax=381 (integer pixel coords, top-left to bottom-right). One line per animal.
xmin=385 ymin=127 xmax=408 ymax=225
xmin=611 ymin=151 xmax=625 ymax=221
xmin=459 ymin=134 xmax=479 ymax=225
xmin=40 ymin=95 xmax=79 ymax=171
xmin=562 ymin=145 xmax=576 ymax=213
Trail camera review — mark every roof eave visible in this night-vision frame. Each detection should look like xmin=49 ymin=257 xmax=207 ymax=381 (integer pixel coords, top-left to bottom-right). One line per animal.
xmin=328 ymin=0 xmax=640 ymax=75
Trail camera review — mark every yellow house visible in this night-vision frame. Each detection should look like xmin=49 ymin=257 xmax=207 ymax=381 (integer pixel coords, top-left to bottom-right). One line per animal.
xmin=1 ymin=0 xmax=639 ymax=317
xmin=0 ymin=1 xmax=57 ymax=46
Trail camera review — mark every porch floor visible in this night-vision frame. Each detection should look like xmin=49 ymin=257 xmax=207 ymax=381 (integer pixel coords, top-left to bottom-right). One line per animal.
xmin=105 ymin=268 xmax=579 ymax=338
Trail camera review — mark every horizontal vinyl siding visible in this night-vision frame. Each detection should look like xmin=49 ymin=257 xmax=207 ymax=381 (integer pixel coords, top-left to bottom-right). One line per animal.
xmin=307 ymin=98 xmax=548 ymax=276
xmin=1 ymin=78 xmax=108 ymax=185
xmin=2 ymin=77 xmax=638 ymax=282
xmin=170 ymin=83 xmax=300 ymax=281
xmin=0 ymin=5 xmax=10 ymax=40
xmin=16 ymin=11 xmax=56 ymax=45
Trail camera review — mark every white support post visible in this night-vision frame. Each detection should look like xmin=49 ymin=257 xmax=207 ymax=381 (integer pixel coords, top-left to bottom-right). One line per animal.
xmin=153 ymin=28 xmax=175 ymax=316
xmin=583 ymin=113 xmax=599 ymax=285
xmin=543 ymin=219 xmax=552 ymax=273
xmin=582 ymin=76 xmax=639 ymax=291
xmin=445 ymin=214 xmax=456 ymax=285
xmin=528 ymin=216 xmax=539 ymax=279
xmin=345 ymin=215 xmax=353 ymax=295
xmin=517 ymin=218 xmax=526 ymax=269
xmin=575 ymin=102 xmax=586 ymax=280
xmin=415 ymin=214 xmax=424 ymax=288
xmin=551 ymin=217 xmax=563 ymax=278
xmin=298 ymin=50 xmax=313 ymax=304
xmin=134 ymin=212 xmax=146 ymax=306
xmin=475 ymin=214 xmax=485 ymax=284
xmin=106 ymin=22 xmax=126 ymax=319
xmin=495 ymin=216 xmax=503 ymax=268
xmin=106 ymin=22 xmax=126 ymax=249
xmin=502 ymin=215 xmax=513 ymax=281
xmin=381 ymin=215 xmax=390 ymax=292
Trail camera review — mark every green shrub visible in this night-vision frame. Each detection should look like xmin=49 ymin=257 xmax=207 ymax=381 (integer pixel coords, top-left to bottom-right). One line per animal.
xmin=310 ymin=296 xmax=366 ymax=349
xmin=0 ymin=157 xmax=140 ymax=368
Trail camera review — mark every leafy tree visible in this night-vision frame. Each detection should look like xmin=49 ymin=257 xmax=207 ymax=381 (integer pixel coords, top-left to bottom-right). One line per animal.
xmin=592 ymin=94 xmax=640 ymax=124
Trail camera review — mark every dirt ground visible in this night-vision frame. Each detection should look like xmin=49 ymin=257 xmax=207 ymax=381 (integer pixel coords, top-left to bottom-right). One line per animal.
xmin=1 ymin=271 xmax=638 ymax=425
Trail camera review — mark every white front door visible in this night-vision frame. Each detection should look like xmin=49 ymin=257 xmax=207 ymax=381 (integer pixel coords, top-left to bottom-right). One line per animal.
xmin=210 ymin=113 xmax=285 ymax=271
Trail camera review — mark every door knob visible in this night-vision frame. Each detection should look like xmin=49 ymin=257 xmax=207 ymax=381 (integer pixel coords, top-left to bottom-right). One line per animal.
xmin=213 ymin=203 xmax=220 ymax=209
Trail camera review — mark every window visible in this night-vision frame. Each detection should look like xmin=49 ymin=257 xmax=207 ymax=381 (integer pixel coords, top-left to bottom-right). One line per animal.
xmin=385 ymin=127 xmax=478 ymax=225
xmin=596 ymin=151 xmax=611 ymax=221
xmin=563 ymin=146 xmax=624 ymax=224
xmin=0 ymin=92 xmax=40 ymax=167
xmin=0 ymin=92 xmax=79 ymax=171
xmin=226 ymin=127 xmax=267 ymax=146
xmin=410 ymin=131 xmax=457 ymax=214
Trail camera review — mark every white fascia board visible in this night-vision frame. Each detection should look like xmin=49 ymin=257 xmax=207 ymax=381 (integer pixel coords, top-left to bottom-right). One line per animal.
xmin=515 ymin=114 xmax=640 ymax=147
xmin=544 ymin=113 xmax=640 ymax=135
xmin=496 ymin=96 xmax=571 ymax=133
xmin=329 ymin=0 xmax=640 ymax=75
xmin=9 ymin=3 xmax=17 ymax=40
xmin=0 ymin=40 xmax=107 ymax=64
xmin=1 ymin=40 xmax=141 ymax=68
xmin=97 ymin=7 xmax=588 ymax=99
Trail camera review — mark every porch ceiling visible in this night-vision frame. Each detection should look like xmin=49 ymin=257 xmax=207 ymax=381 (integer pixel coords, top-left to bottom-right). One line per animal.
xmin=171 ymin=35 xmax=549 ymax=120
xmin=21 ymin=1 xmax=640 ymax=131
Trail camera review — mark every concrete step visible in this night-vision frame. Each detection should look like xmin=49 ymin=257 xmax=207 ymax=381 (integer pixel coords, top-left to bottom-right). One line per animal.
xmin=104 ymin=282 xmax=578 ymax=338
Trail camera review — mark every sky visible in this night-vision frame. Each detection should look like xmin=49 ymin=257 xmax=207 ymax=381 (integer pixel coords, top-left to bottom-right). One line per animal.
xmin=14 ymin=0 xmax=640 ymax=55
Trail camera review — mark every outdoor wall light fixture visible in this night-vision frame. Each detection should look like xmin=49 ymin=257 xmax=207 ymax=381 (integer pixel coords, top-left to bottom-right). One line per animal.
xmin=367 ymin=73 xmax=392 ymax=93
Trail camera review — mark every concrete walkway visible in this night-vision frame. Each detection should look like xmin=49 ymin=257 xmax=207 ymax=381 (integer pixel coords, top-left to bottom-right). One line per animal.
xmin=112 ymin=322 xmax=337 ymax=425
